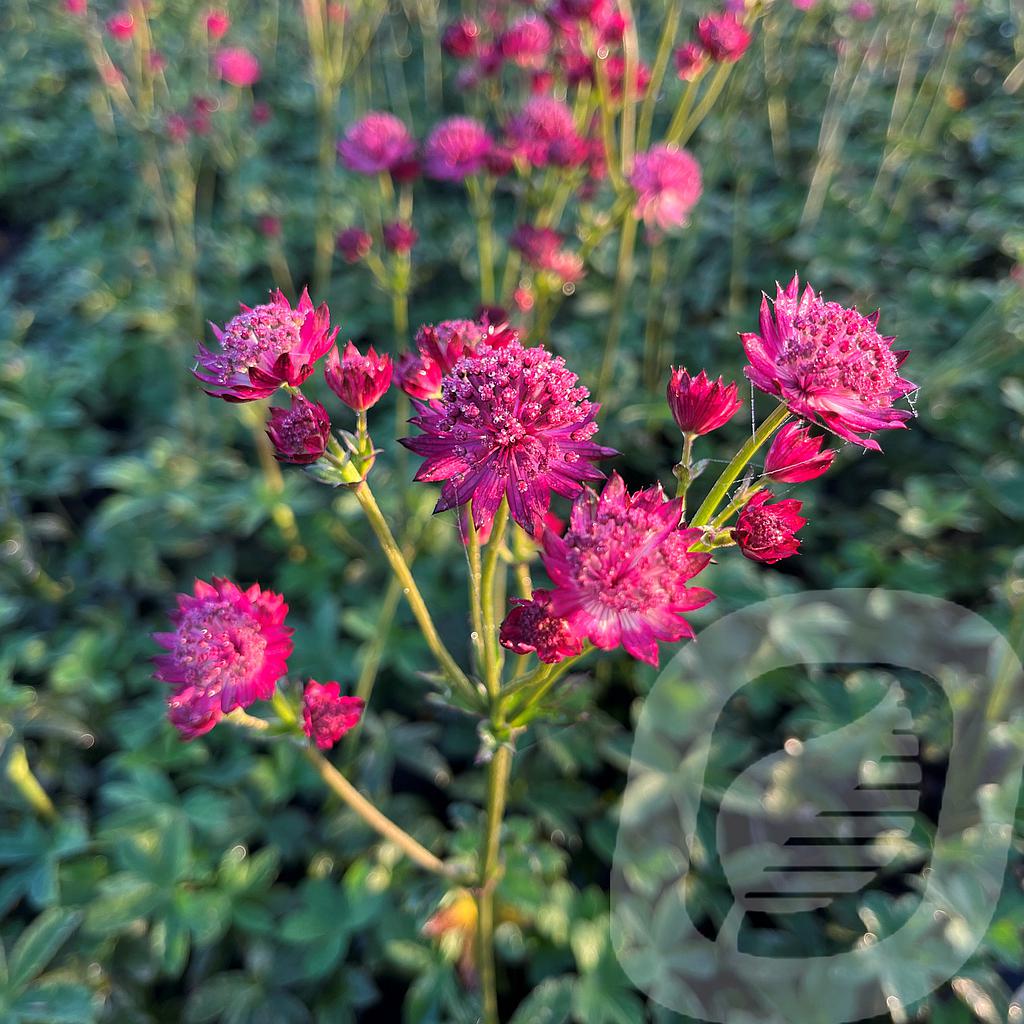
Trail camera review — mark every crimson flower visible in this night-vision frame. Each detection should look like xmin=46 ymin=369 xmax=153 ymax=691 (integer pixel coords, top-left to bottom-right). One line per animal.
xmin=675 ymin=42 xmax=707 ymax=80
xmin=542 ymin=474 xmax=714 ymax=666
xmin=336 ymin=227 xmax=372 ymax=263
xmin=506 ymin=96 xmax=581 ymax=167
xmin=338 ymin=112 xmax=416 ymax=175
xmin=734 ymin=491 xmax=806 ymax=563
xmin=266 ymin=394 xmax=331 ymax=464
xmin=424 ymin=117 xmax=492 ymax=181
xmin=324 ymin=341 xmax=393 ymax=412
xmin=698 ymin=13 xmax=752 ymax=62
xmin=302 ymin=681 xmax=365 ymax=750
xmin=629 ymin=145 xmax=703 ymax=232
xmin=215 ymin=47 xmax=260 ymax=87
xmin=442 ymin=18 xmax=480 ymax=58
xmin=667 ymin=367 xmax=742 ymax=436
xmin=500 ymin=589 xmax=583 ymax=664
xmin=762 ymin=422 xmax=835 ymax=483
xmin=396 ymin=318 xmax=510 ymax=400
xmin=500 ymin=16 xmax=552 ymax=69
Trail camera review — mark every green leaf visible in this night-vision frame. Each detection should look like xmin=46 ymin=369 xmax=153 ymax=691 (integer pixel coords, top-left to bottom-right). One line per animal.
xmin=508 ymin=977 xmax=574 ymax=1024
xmin=83 ymin=875 xmax=162 ymax=936
xmin=9 ymin=983 xmax=94 ymax=1023
xmin=8 ymin=908 xmax=82 ymax=992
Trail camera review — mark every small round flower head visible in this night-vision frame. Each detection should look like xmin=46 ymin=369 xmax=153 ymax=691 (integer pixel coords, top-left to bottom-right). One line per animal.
xmin=443 ymin=18 xmax=481 ymax=58
xmin=336 ymin=227 xmax=372 ymax=263
xmin=338 ymin=112 xmax=416 ymax=175
xmin=424 ymin=117 xmax=493 ymax=181
xmin=215 ymin=47 xmax=261 ymax=87
xmin=154 ymin=578 xmax=293 ymax=735
xmin=629 ymin=145 xmax=703 ymax=233
xmin=849 ymin=0 xmax=875 ymax=18
xmin=510 ymin=225 xmax=585 ymax=284
xmin=762 ymin=422 xmax=835 ymax=483
xmin=734 ymin=490 xmax=806 ymax=563
xmin=396 ymin=318 xmax=509 ymax=400
xmin=383 ymin=221 xmax=418 ymax=254
xmin=698 ymin=13 xmax=752 ymax=62
xmin=500 ymin=589 xmax=583 ymax=664
xmin=401 ymin=339 xmax=617 ymax=534
xmin=325 ymin=341 xmax=393 ymax=412
xmin=542 ymin=474 xmax=714 ymax=666
xmin=506 ymin=96 xmax=580 ymax=167
xmin=500 ymin=16 xmax=553 ymax=69
xmin=194 ymin=288 xmax=338 ymax=401
xmin=266 ymin=394 xmax=331 ymax=464
xmin=741 ymin=275 xmax=915 ymax=450
xmin=63 ymin=0 xmax=88 ymax=16
xmin=106 ymin=11 xmax=135 ymax=40
xmin=204 ymin=8 xmax=230 ymax=39
xmin=605 ymin=55 xmax=652 ymax=102
xmin=667 ymin=367 xmax=742 ymax=436
xmin=675 ymin=41 xmax=707 ymax=81
xmin=302 ymin=681 xmax=365 ymax=750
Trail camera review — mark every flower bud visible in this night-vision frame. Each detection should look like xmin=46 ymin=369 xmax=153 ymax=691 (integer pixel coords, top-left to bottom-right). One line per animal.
xmin=666 ymin=367 xmax=742 ymax=436
xmin=763 ymin=422 xmax=835 ymax=483
xmin=324 ymin=341 xmax=393 ymax=412
xmin=266 ymin=394 xmax=332 ymax=464
xmin=734 ymin=491 xmax=806 ymax=564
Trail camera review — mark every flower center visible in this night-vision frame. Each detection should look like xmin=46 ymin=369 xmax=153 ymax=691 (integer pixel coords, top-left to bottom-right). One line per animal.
xmin=173 ymin=600 xmax=266 ymax=695
xmin=216 ymin=304 xmax=304 ymax=379
xmin=744 ymin=511 xmax=787 ymax=549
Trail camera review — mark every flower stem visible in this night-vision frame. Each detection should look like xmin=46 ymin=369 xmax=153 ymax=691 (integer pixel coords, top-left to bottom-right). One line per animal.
xmin=507 ymin=652 xmax=587 ymax=726
xmin=674 ymin=433 xmax=695 ymax=502
xmin=636 ymin=0 xmax=683 ymax=152
xmin=353 ymin=481 xmax=480 ymax=707
xmin=481 ymin=500 xmax=510 ymax=698
xmin=689 ymin=404 xmax=790 ymax=528
xmin=305 ymin=747 xmax=465 ymax=879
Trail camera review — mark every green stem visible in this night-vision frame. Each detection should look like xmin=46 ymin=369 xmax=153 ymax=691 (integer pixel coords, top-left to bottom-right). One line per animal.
xmin=689 ymin=404 xmax=790 ymax=528
xmin=636 ymin=0 xmax=683 ymax=152
xmin=673 ymin=61 xmax=734 ymax=146
xmin=598 ymin=213 xmax=640 ymax=396
xmin=507 ymin=652 xmax=588 ymax=726
xmin=481 ymin=500 xmax=510 ymax=698
xmin=674 ymin=433 xmax=695 ymax=504
xmin=466 ymin=513 xmax=486 ymax=667
xmin=642 ymin=240 xmax=669 ymax=390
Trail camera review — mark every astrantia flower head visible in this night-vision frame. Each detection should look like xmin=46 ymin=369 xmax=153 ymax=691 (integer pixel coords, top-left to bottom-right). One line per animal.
xmin=302 ymin=681 xmax=365 ymax=750
xmin=698 ymin=13 xmax=752 ymax=62
xmin=605 ymin=55 xmax=652 ymax=102
xmin=734 ymin=490 xmax=806 ymax=563
xmin=443 ymin=18 xmax=480 ymax=58
xmin=500 ymin=16 xmax=552 ymax=69
xmin=215 ymin=47 xmax=261 ymax=87
xmin=542 ymin=474 xmax=714 ymax=666
xmin=338 ymin=112 xmax=417 ymax=175
xmin=266 ymin=394 xmax=331 ymax=464
xmin=667 ymin=367 xmax=742 ymax=436
xmin=194 ymin=288 xmax=337 ymax=401
xmin=510 ymin=225 xmax=585 ymax=284
xmin=336 ymin=227 xmax=372 ymax=263
xmin=401 ymin=339 xmax=616 ymax=534
xmin=324 ymin=341 xmax=393 ymax=412
xmin=500 ymin=589 xmax=583 ymax=664
xmin=675 ymin=41 xmax=707 ymax=81
xmin=383 ymin=221 xmax=418 ymax=253
xmin=396 ymin=318 xmax=511 ymax=400
xmin=424 ymin=117 xmax=492 ymax=181
xmin=506 ymin=96 xmax=580 ymax=167
xmin=154 ymin=578 xmax=293 ymax=736
xmin=763 ymin=421 xmax=835 ymax=483
xmin=741 ymin=275 xmax=915 ymax=450
xmin=629 ymin=145 xmax=703 ymax=232
xmin=204 ymin=8 xmax=230 ymax=39
xmin=106 ymin=11 xmax=135 ymax=40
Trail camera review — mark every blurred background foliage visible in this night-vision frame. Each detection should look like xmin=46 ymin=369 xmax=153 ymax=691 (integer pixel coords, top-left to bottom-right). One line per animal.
xmin=1 ymin=0 xmax=1023 ymax=1021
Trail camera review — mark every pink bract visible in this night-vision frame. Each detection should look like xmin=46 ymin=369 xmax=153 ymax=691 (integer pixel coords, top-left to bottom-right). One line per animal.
xmin=763 ymin=421 xmax=835 ymax=483
xmin=500 ymin=16 xmax=553 ymax=69
xmin=324 ymin=341 xmax=393 ymax=412
xmin=194 ymin=288 xmax=337 ymax=402
xmin=675 ymin=41 xmax=707 ymax=81
xmin=542 ymin=474 xmax=714 ymax=666
xmin=506 ymin=96 xmax=580 ymax=167
xmin=734 ymin=490 xmax=806 ymax=563
xmin=741 ymin=275 xmax=915 ymax=450
xmin=667 ymin=367 xmax=742 ymax=436
xmin=302 ymin=681 xmax=365 ymax=750
xmin=338 ymin=112 xmax=416 ymax=175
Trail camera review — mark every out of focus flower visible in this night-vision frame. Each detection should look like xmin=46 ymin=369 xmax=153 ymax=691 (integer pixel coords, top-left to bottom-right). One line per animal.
xmin=485 ymin=144 xmax=516 ymax=177
xmin=506 ymin=96 xmax=581 ymax=167
xmin=166 ymin=113 xmax=190 ymax=143
xmin=500 ymin=589 xmax=583 ymax=663
xmin=762 ymin=422 xmax=835 ymax=482
xmin=395 ymin=319 xmax=497 ymax=400
xmin=792 ymin=0 xmax=819 ymax=9
xmin=667 ymin=368 xmax=741 ymax=436
xmin=154 ymin=578 xmax=293 ymax=737
xmin=266 ymin=394 xmax=332 ymax=464
xmin=63 ymin=0 xmax=88 ymax=15
xmin=510 ymin=225 xmax=584 ymax=284
xmin=194 ymin=288 xmax=337 ymax=401
xmin=215 ymin=47 xmax=261 ymax=87
xmin=697 ymin=13 xmax=752 ymax=62
xmin=402 ymin=339 xmax=616 ymax=534
xmin=106 ymin=11 xmax=135 ymax=41
xmin=734 ymin=491 xmax=805 ymax=563
xmin=258 ymin=215 xmax=281 ymax=238
xmin=605 ymin=55 xmax=651 ymax=101
xmin=383 ymin=221 xmax=418 ymax=254
xmin=424 ymin=116 xmax=492 ymax=180
xmin=500 ymin=16 xmax=552 ymax=69
xmin=848 ymin=0 xmax=875 ymax=20
xmin=302 ymin=681 xmax=364 ymax=750
xmin=336 ymin=227 xmax=372 ymax=263
xmin=674 ymin=41 xmax=707 ymax=81
xmin=204 ymin=8 xmax=230 ymax=40
xmin=338 ymin=112 xmax=416 ymax=175
xmin=542 ymin=474 xmax=714 ymax=666
xmin=324 ymin=341 xmax=393 ymax=412
xmin=442 ymin=17 xmax=480 ymax=58
xmin=629 ymin=144 xmax=702 ymax=232
xmin=251 ymin=100 xmax=272 ymax=124
xmin=741 ymin=275 xmax=915 ymax=450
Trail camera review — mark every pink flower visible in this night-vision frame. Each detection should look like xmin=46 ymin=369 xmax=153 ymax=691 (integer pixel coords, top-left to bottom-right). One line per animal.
xmin=605 ymin=55 xmax=651 ymax=101
xmin=793 ymin=0 xmax=819 ymax=8
xmin=215 ymin=47 xmax=261 ymax=87
xmin=148 ymin=51 xmax=167 ymax=73
xmin=506 ymin=96 xmax=580 ymax=167
xmin=63 ymin=0 xmax=88 ymax=16
xmin=258 ymin=215 xmax=281 ymax=238
xmin=338 ymin=112 xmax=416 ymax=175
xmin=194 ymin=288 xmax=338 ymax=401
xmin=336 ymin=227 xmax=372 ymax=263
xmin=500 ymin=589 xmax=583 ymax=664
xmin=266 ymin=394 xmax=331 ymax=464
xmin=734 ymin=490 xmax=805 ymax=563
xmin=324 ymin=341 xmax=393 ymax=412
xmin=165 ymin=113 xmax=190 ymax=143
xmin=510 ymin=225 xmax=585 ymax=284
xmin=675 ymin=41 xmax=707 ymax=81
xmin=154 ymin=578 xmax=293 ymax=737
xmin=667 ymin=367 xmax=742 ymax=436
xmin=762 ymin=422 xmax=835 ymax=482
xmin=401 ymin=339 xmax=616 ymax=534
xmin=500 ymin=16 xmax=552 ymax=69
xmin=442 ymin=18 xmax=480 ymax=58
xmin=251 ymin=100 xmax=272 ymax=124
xmin=106 ymin=11 xmax=135 ymax=41
xmin=383 ymin=221 xmax=418 ymax=253
xmin=697 ymin=13 xmax=752 ymax=62
xmin=302 ymin=681 xmax=365 ymax=750
xmin=396 ymin=354 xmax=444 ymax=401
xmin=424 ymin=116 xmax=492 ymax=181
xmin=204 ymin=8 xmax=230 ymax=40
xmin=485 ymin=144 xmax=516 ymax=177
xmin=849 ymin=0 xmax=875 ymax=20
xmin=542 ymin=474 xmax=714 ymax=666
xmin=629 ymin=145 xmax=703 ymax=232
xmin=396 ymin=319 xmax=494 ymax=399
xmin=741 ymin=275 xmax=915 ymax=450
